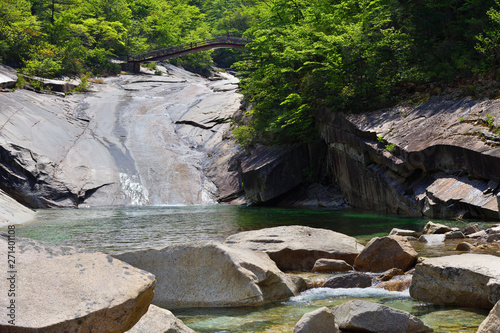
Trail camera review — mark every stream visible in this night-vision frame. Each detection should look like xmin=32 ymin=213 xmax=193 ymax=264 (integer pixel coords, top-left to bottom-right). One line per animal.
xmin=4 ymin=206 xmax=494 ymax=332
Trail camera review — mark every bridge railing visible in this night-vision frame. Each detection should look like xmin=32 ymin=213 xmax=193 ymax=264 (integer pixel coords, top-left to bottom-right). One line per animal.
xmin=128 ymin=36 xmax=250 ymax=63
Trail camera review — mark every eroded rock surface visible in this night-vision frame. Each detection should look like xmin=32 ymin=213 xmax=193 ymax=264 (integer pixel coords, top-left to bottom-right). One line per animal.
xmin=0 ymin=64 xmax=242 ymax=209
xmin=315 ymin=96 xmax=500 ymax=219
xmin=113 ymin=241 xmax=301 ymax=308
xmin=0 ymin=234 xmax=156 ymax=332
xmin=410 ymin=254 xmax=500 ymax=308
xmin=332 ymin=300 xmax=432 ymax=333
xmin=224 ymin=225 xmax=364 ymax=271
xmin=293 ymin=307 xmax=339 ymax=333
xmin=0 ymin=189 xmax=34 ymax=226
xmin=354 ymin=235 xmax=418 ymax=272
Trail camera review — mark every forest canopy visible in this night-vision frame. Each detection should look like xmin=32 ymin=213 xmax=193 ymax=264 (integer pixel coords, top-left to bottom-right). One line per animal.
xmin=1 ymin=0 xmax=499 ymax=145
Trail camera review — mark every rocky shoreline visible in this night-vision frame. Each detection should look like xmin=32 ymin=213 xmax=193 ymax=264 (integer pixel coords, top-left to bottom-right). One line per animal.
xmin=2 ymin=221 xmax=500 ymax=332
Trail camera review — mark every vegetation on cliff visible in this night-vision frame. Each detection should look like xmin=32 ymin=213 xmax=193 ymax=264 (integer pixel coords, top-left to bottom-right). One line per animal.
xmin=1 ymin=0 xmax=499 ymax=145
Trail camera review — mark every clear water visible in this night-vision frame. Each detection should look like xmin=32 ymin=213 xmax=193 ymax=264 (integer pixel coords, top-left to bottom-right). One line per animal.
xmin=2 ymin=206 xmax=494 ymax=332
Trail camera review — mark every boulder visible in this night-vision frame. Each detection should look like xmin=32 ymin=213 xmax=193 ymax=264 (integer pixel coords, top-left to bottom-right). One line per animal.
xmin=0 ymin=234 xmax=156 ymax=332
xmin=410 ymin=254 xmax=500 ymax=308
xmin=376 ymin=268 xmax=405 ymax=282
xmin=0 ymin=189 xmax=35 ymax=226
xmin=456 ymin=242 xmax=475 ymax=251
xmin=423 ymin=221 xmax=454 ymax=234
xmin=240 ymin=142 xmax=326 ymax=204
xmin=0 ymin=64 xmax=17 ymax=88
xmin=224 ymin=225 xmax=364 ymax=271
xmin=477 ymin=301 xmax=500 ymax=333
xmin=375 ymin=275 xmax=413 ymax=292
xmin=353 ymin=235 xmax=418 ymax=273
xmin=113 ymin=241 xmax=301 ymax=308
xmin=322 ymin=272 xmax=373 ymax=289
xmin=293 ymin=307 xmax=339 ymax=333
xmin=312 ymin=259 xmax=353 ymax=273
xmin=467 ymin=230 xmax=488 ymax=238
xmin=389 ymin=228 xmax=419 ymax=237
xmin=331 ymin=300 xmax=431 ymax=333
xmin=463 ymin=224 xmax=480 ymax=235
xmin=445 ymin=230 xmax=465 ymax=239
xmin=127 ymin=305 xmax=195 ymax=333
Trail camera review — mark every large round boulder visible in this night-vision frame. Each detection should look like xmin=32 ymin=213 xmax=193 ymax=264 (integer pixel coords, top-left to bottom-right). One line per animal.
xmin=224 ymin=225 xmax=364 ymax=271
xmin=353 ymin=235 xmax=418 ymax=272
xmin=0 ymin=234 xmax=156 ymax=332
xmin=410 ymin=254 xmax=500 ymax=308
xmin=113 ymin=241 xmax=302 ymax=308
xmin=332 ymin=300 xmax=431 ymax=333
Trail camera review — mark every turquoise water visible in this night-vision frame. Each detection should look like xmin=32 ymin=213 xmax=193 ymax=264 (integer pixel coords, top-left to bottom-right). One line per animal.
xmin=2 ymin=206 xmax=493 ymax=332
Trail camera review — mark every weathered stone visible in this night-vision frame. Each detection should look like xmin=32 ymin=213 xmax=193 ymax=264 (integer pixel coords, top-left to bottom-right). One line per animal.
xmin=24 ymin=75 xmax=79 ymax=92
xmin=423 ymin=221 xmax=454 ymax=234
xmin=240 ymin=142 xmax=326 ymax=204
xmin=0 ymin=234 xmax=156 ymax=332
xmin=353 ymin=235 xmax=418 ymax=273
xmin=389 ymin=228 xmax=419 ymax=237
xmin=463 ymin=224 xmax=480 ymax=235
xmin=487 ymin=234 xmax=500 ymax=242
xmin=410 ymin=254 xmax=500 ymax=308
xmin=293 ymin=307 xmax=339 ymax=333
xmin=377 ymin=268 xmax=405 ymax=282
xmin=0 ymin=66 xmax=242 ymax=209
xmin=312 ymin=258 xmax=353 ymax=273
xmin=445 ymin=230 xmax=465 ymax=239
xmin=113 ymin=241 xmax=301 ymax=308
xmin=127 ymin=305 xmax=195 ymax=333
xmin=0 ymin=64 xmax=17 ymax=88
xmin=322 ymin=272 xmax=373 ymax=289
xmin=315 ymin=96 xmax=500 ymax=219
xmin=375 ymin=275 xmax=413 ymax=292
xmin=477 ymin=301 xmax=500 ymax=333
xmin=0 ymin=189 xmax=35 ymax=226
xmin=332 ymin=300 xmax=431 ymax=333
xmin=224 ymin=225 xmax=364 ymax=271
xmin=456 ymin=242 xmax=475 ymax=251
xmin=467 ymin=230 xmax=488 ymax=238
xmin=418 ymin=234 xmax=446 ymax=244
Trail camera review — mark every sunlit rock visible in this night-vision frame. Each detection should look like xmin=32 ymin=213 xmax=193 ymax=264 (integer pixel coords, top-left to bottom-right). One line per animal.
xmin=332 ymin=300 xmax=431 ymax=333
xmin=410 ymin=254 xmax=500 ymax=308
xmin=293 ymin=307 xmax=339 ymax=333
xmin=0 ymin=234 xmax=156 ymax=332
xmin=127 ymin=305 xmax=195 ymax=333
xmin=225 ymin=225 xmax=364 ymax=271
xmin=113 ymin=241 xmax=302 ymax=307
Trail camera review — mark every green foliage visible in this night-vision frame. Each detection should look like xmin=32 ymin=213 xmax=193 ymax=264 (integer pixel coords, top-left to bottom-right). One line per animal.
xmin=73 ymin=73 xmax=91 ymax=93
xmin=476 ymin=1 xmax=500 ymax=76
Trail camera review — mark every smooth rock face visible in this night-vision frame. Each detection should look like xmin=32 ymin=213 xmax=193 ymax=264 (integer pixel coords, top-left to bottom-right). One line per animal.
xmin=312 ymin=258 xmax=353 ymax=273
xmin=0 ymin=189 xmax=35 ymax=226
xmin=410 ymin=254 xmax=500 ymax=308
xmin=224 ymin=225 xmax=364 ymax=271
xmin=113 ymin=241 xmax=301 ymax=308
xmin=0 ymin=234 xmax=156 ymax=332
xmin=332 ymin=300 xmax=432 ymax=333
xmin=127 ymin=305 xmax=195 ymax=333
xmin=322 ymin=272 xmax=373 ymax=289
xmin=477 ymin=301 xmax=500 ymax=333
xmin=354 ymin=236 xmax=418 ymax=273
xmin=456 ymin=242 xmax=475 ymax=251
xmin=0 ymin=65 xmax=242 ymax=209
xmin=0 ymin=64 xmax=17 ymax=88
xmin=293 ymin=307 xmax=339 ymax=333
